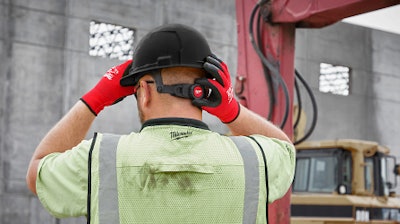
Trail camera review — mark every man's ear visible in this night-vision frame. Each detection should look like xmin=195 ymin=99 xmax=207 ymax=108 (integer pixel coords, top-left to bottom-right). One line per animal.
xmin=139 ymin=80 xmax=152 ymax=107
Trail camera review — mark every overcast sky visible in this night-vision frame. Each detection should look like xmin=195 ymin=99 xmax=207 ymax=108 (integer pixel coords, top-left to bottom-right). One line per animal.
xmin=342 ymin=5 xmax=400 ymax=35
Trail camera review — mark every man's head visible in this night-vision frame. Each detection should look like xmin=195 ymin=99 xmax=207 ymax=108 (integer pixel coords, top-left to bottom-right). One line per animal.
xmin=120 ymin=23 xmax=212 ymax=87
xmin=120 ymin=24 xmax=214 ymax=123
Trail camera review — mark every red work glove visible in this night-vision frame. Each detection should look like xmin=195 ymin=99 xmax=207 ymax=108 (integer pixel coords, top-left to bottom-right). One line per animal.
xmin=193 ymin=55 xmax=240 ymax=123
xmin=81 ymin=60 xmax=134 ymax=115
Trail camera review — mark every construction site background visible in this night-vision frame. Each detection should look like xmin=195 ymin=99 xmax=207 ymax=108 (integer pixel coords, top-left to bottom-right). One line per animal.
xmin=0 ymin=0 xmax=400 ymax=223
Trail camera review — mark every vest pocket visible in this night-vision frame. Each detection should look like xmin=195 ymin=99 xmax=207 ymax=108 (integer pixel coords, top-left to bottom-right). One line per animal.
xmin=152 ymin=164 xmax=214 ymax=174
xmin=139 ymin=162 xmax=215 ymax=193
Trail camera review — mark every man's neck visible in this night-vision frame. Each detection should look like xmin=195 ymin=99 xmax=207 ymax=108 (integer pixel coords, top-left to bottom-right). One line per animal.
xmin=146 ymin=101 xmax=202 ymax=121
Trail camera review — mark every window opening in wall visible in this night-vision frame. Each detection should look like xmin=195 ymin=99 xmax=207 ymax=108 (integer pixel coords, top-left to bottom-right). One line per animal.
xmin=319 ymin=63 xmax=351 ymax=96
xmin=89 ymin=21 xmax=135 ymax=60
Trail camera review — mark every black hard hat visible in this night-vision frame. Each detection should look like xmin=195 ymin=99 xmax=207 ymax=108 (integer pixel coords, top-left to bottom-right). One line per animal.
xmin=120 ymin=24 xmax=212 ymax=86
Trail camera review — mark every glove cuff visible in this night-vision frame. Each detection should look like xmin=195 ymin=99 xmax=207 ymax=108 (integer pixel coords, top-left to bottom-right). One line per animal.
xmin=80 ymin=91 xmax=105 ymax=116
xmin=222 ymin=101 xmax=240 ymax=123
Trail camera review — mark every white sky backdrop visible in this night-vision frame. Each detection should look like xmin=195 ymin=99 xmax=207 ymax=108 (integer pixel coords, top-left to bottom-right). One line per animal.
xmin=343 ymin=5 xmax=400 ymax=35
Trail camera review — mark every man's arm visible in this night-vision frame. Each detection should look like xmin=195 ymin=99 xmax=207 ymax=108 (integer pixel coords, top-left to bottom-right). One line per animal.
xmin=26 ymin=60 xmax=134 ymax=195
xmin=26 ymin=101 xmax=95 ymax=194
xmin=197 ymin=55 xmax=291 ymax=143
xmin=226 ymin=104 xmax=291 ymax=142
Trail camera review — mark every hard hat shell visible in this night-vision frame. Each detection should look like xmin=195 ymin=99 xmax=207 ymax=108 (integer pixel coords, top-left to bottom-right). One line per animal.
xmin=120 ymin=24 xmax=212 ymax=86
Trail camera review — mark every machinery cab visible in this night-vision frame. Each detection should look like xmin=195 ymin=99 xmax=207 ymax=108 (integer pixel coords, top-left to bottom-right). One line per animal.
xmin=291 ymin=139 xmax=400 ymax=223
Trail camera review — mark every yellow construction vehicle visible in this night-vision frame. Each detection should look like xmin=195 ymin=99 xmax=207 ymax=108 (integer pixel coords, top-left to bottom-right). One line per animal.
xmin=291 ymin=139 xmax=400 ymax=223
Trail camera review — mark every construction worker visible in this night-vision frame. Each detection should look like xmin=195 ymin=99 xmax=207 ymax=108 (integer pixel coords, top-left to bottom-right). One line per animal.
xmin=26 ymin=24 xmax=295 ymax=223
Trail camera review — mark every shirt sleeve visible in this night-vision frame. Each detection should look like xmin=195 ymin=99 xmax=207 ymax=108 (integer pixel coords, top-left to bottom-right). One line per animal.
xmin=250 ymin=135 xmax=296 ymax=203
xmin=36 ymin=139 xmax=92 ymax=218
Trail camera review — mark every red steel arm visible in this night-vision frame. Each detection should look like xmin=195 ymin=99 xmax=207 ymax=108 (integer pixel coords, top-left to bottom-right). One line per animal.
xmin=272 ymin=0 xmax=400 ymax=28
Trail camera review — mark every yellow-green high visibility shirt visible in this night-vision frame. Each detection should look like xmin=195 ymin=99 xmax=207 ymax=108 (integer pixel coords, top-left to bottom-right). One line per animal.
xmin=36 ymin=118 xmax=295 ymax=223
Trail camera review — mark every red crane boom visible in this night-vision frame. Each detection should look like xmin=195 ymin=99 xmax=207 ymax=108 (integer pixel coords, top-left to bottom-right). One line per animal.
xmin=234 ymin=0 xmax=400 ymax=223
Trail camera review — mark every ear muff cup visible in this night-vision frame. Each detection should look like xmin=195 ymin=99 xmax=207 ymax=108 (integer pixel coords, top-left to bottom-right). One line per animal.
xmin=190 ymin=84 xmax=205 ymax=99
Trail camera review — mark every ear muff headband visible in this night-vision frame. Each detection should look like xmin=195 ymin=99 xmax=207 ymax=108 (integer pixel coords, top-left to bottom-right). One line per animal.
xmin=151 ymin=70 xmax=205 ymax=100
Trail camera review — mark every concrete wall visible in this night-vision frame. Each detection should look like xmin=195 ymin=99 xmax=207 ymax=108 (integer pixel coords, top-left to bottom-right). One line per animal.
xmin=295 ymin=23 xmax=373 ymax=141
xmin=1 ymin=0 xmax=400 ymax=223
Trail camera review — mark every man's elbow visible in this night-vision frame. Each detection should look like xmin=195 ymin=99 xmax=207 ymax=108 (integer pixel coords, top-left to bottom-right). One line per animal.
xmin=26 ymin=162 xmax=38 ymax=195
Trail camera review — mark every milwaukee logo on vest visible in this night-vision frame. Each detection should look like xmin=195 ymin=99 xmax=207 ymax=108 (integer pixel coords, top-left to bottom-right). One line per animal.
xmin=170 ymin=130 xmax=193 ymax=140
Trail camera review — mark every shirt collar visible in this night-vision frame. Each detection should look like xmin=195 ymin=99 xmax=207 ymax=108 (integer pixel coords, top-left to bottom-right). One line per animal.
xmin=140 ymin=117 xmax=210 ymax=131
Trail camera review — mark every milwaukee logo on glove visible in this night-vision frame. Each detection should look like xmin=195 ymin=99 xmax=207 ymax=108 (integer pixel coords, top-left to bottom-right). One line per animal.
xmin=227 ymin=86 xmax=234 ymax=104
xmin=104 ymin=67 xmax=119 ymax=80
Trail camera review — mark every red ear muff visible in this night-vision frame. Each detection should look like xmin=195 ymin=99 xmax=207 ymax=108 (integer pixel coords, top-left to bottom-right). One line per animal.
xmin=191 ymin=84 xmax=204 ymax=99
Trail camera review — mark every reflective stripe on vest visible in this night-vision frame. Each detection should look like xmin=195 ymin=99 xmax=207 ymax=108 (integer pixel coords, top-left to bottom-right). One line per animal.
xmin=94 ymin=134 xmax=261 ymax=224
xmin=98 ymin=133 xmax=120 ymax=224
xmin=230 ymin=136 xmax=260 ymax=224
